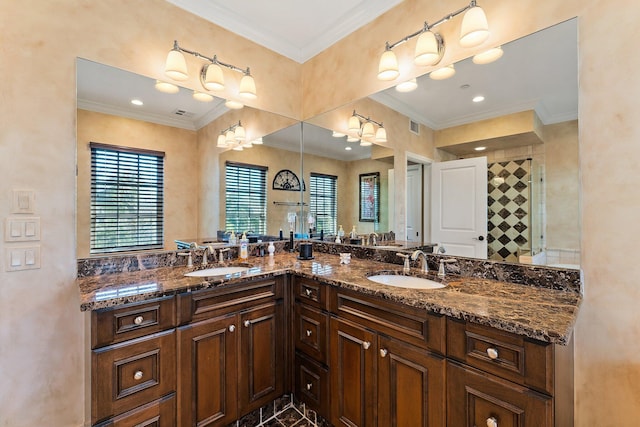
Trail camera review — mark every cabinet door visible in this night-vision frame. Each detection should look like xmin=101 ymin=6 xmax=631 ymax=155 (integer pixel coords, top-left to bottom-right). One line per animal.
xmin=177 ymin=315 xmax=238 ymax=427
xmin=94 ymin=394 xmax=175 ymax=427
xmin=329 ymin=317 xmax=377 ymax=427
xmin=378 ymin=336 xmax=446 ymax=427
xmin=238 ymin=301 xmax=285 ymax=414
xmin=447 ymin=362 xmax=553 ymax=427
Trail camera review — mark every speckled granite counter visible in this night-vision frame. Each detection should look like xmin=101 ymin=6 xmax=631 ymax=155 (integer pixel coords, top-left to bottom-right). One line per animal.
xmin=77 ymin=252 xmax=580 ymax=345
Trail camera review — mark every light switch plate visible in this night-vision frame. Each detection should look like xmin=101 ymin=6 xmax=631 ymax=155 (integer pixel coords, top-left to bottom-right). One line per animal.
xmin=5 ymin=246 xmax=41 ymax=271
xmin=11 ymin=190 xmax=35 ymax=214
xmin=4 ymin=217 xmax=40 ymax=242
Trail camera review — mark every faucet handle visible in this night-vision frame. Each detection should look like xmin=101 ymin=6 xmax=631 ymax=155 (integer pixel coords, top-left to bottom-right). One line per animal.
xmin=396 ymin=253 xmax=411 ymax=273
xmin=178 ymin=251 xmax=193 ymax=268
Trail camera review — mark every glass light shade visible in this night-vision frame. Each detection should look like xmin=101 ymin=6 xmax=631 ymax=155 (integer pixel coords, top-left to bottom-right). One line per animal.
xmin=234 ymin=124 xmax=246 ymax=141
xmin=192 ymin=91 xmax=213 ymax=102
xmin=155 ymin=80 xmax=179 ymax=94
xmin=375 ymin=127 xmax=387 ymax=143
xmin=201 ymin=63 xmax=225 ymax=91
xmin=361 ymin=122 xmax=375 ymax=138
xmin=414 ymin=31 xmax=442 ymax=66
xmin=216 ymin=134 xmax=227 ymax=147
xmin=460 ymin=5 xmax=490 ymax=48
xmin=332 ymin=131 xmax=346 ymax=138
xmin=164 ymin=49 xmax=188 ymax=81
xmin=472 ymin=46 xmax=503 ymax=64
xmin=225 ymin=130 xmax=236 ymax=144
xmin=347 ymin=135 xmax=359 ymax=142
xmin=348 ymin=115 xmax=361 ymax=132
xmin=395 ymin=78 xmax=417 ymax=93
xmin=225 ymin=99 xmax=244 ymax=109
xmin=239 ymin=74 xmax=257 ymax=100
xmin=359 ymin=140 xmax=373 ymax=147
xmin=252 ymin=137 xmax=263 ymax=145
xmin=430 ymin=64 xmax=456 ymax=80
xmin=377 ymin=49 xmax=400 ymax=81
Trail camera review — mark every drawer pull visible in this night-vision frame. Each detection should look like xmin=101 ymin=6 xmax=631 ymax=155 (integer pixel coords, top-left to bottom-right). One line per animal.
xmin=362 ymin=341 xmax=371 ymax=350
xmin=486 ymin=347 xmax=499 ymax=360
xmin=133 ymin=316 xmax=144 ymax=325
xmin=133 ymin=371 xmax=144 ymax=381
xmin=306 ymin=383 xmax=313 ymax=390
xmin=229 ymin=325 xmax=236 ymax=332
xmin=380 ymin=348 xmax=388 ymax=358
xmin=305 ymin=288 xmax=313 ymax=296
xmin=486 ymin=417 xmax=498 ymax=427
xmin=306 ymin=329 xmax=313 ymax=337
xmin=244 ymin=320 xmax=251 ymax=328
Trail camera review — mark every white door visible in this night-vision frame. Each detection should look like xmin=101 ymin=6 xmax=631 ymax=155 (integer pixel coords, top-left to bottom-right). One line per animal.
xmin=431 ymin=157 xmax=487 ymax=258
xmin=406 ymin=165 xmax=423 ymax=243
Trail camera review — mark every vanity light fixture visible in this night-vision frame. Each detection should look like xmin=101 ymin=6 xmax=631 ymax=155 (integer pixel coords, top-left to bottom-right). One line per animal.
xmin=472 ymin=46 xmax=503 ymax=64
xmin=164 ymin=40 xmax=257 ymax=100
xmin=377 ymin=0 xmax=490 ymax=81
xmin=347 ymin=110 xmax=387 ymax=143
xmin=217 ymin=121 xmax=250 ymax=150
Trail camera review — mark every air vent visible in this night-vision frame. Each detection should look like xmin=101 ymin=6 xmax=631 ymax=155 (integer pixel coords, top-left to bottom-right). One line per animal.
xmin=173 ymin=109 xmax=195 ymax=118
xmin=409 ymin=120 xmax=420 ymax=135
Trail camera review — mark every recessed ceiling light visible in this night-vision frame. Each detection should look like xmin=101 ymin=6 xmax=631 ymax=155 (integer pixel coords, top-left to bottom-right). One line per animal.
xmin=474 ymin=146 xmax=487 ymax=151
xmin=131 ymin=99 xmax=143 ymax=106
xmin=395 ymin=78 xmax=418 ymax=93
xmin=345 ymin=146 xmax=352 ymax=151
xmin=473 ymin=95 xmax=485 ymax=103
xmin=460 ymin=84 xmax=470 ymax=90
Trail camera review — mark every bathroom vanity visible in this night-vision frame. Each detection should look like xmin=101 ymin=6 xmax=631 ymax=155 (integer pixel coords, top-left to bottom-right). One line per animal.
xmin=78 ymin=249 xmax=580 ymax=427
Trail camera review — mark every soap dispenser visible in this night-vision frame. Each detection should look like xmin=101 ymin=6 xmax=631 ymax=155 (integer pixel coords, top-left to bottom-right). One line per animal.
xmin=229 ymin=231 xmax=237 ymax=245
xmin=240 ymin=232 xmax=249 ymax=260
xmin=350 ymin=226 xmax=357 ymax=239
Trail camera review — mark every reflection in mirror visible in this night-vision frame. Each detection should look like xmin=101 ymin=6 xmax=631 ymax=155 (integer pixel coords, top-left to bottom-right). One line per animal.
xmin=76 ymin=58 xmax=299 ymax=257
xmin=305 ymin=18 xmax=579 ymax=268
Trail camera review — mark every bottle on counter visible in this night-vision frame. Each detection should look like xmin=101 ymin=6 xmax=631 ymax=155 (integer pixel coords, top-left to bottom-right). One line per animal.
xmin=338 ymin=225 xmax=345 ymax=239
xmin=268 ymin=241 xmax=275 ymax=256
xmin=239 ymin=232 xmax=248 ymax=260
xmin=350 ymin=226 xmax=357 ymax=239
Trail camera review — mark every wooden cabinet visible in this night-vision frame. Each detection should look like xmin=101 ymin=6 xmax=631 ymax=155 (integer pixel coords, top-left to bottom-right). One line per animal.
xmin=176 ymin=277 xmax=285 ymax=427
xmin=93 ymin=394 xmax=176 ymax=427
xmin=91 ymin=297 xmax=177 ymax=426
xmin=328 ymin=287 xmax=446 ymax=427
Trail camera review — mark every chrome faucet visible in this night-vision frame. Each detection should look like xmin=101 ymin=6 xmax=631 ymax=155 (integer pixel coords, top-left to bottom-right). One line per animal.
xmin=178 ymin=251 xmax=193 ymax=268
xmin=201 ymin=245 xmax=215 ymax=266
xmin=438 ymin=258 xmax=457 ymax=278
xmin=411 ymin=250 xmax=429 ymax=273
xmin=218 ymin=247 xmax=231 ymax=264
xmin=369 ymin=232 xmax=378 ymax=246
xmin=396 ymin=253 xmax=411 ymax=273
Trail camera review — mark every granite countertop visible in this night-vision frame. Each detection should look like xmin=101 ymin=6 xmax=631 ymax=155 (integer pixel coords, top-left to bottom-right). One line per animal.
xmin=77 ymin=252 xmax=581 ymax=345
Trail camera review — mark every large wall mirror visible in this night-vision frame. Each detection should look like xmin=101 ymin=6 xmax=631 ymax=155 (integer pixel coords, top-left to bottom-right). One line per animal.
xmin=76 ymin=18 xmax=579 ymax=269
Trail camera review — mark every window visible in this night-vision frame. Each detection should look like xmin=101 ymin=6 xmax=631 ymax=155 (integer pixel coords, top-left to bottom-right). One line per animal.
xmin=90 ymin=143 xmax=164 ymax=253
xmin=225 ymin=162 xmax=267 ymax=234
xmin=310 ymin=173 xmax=337 ymax=234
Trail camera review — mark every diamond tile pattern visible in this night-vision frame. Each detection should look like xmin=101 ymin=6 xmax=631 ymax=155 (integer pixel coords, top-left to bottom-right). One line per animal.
xmin=488 ymin=160 xmax=531 ymax=262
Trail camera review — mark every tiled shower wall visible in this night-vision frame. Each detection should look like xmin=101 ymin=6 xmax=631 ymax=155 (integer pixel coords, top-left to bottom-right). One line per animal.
xmin=488 ymin=159 xmax=539 ymax=262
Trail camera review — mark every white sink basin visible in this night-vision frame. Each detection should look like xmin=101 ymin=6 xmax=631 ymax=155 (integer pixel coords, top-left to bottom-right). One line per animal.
xmin=367 ymin=274 xmax=446 ymax=289
xmin=185 ymin=266 xmax=250 ymax=277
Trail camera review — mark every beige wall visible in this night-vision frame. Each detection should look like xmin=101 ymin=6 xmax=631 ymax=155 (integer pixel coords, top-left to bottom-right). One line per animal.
xmin=76 ymin=109 xmax=199 ymax=257
xmin=2 ymin=0 xmax=640 ymax=426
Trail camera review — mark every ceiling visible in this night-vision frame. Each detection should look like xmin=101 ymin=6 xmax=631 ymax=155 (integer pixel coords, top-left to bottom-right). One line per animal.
xmin=76 ymin=5 xmax=577 ymax=161
xmin=165 ymin=0 xmax=403 ymax=63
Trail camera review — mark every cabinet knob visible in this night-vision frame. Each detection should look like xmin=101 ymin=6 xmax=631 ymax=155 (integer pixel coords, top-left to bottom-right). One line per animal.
xmin=486 ymin=417 xmax=498 ymax=427
xmin=133 ymin=315 xmax=144 ymax=325
xmin=229 ymin=325 xmax=236 ymax=332
xmin=487 ymin=347 xmax=499 ymax=360
xmin=380 ymin=348 xmax=388 ymax=358
xmin=305 ymin=288 xmax=312 ymax=296
xmin=306 ymin=383 xmax=313 ymax=390
xmin=244 ymin=320 xmax=251 ymax=327
xmin=362 ymin=341 xmax=371 ymax=350
xmin=306 ymin=329 xmax=313 ymax=337
xmin=133 ymin=371 xmax=143 ymax=381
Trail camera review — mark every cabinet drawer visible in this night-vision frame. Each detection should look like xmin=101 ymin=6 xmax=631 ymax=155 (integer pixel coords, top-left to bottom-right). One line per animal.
xmin=295 ymin=352 xmax=329 ymax=417
xmin=447 ymin=318 xmax=553 ymax=394
xmin=93 ymin=393 xmax=175 ymax=427
xmin=330 ymin=287 xmax=445 ymax=354
xmin=92 ymin=330 xmax=176 ymax=425
xmin=294 ymin=276 xmax=328 ymax=310
xmin=294 ymin=303 xmax=329 ymax=364
xmin=92 ymin=297 xmax=176 ymax=349
xmin=447 ymin=361 xmax=553 ymax=427
xmin=177 ymin=277 xmax=283 ymax=323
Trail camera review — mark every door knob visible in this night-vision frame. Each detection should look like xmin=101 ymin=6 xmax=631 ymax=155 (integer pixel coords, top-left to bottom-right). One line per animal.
xmin=486 ymin=417 xmax=498 ymax=427
xmin=244 ymin=320 xmax=251 ymax=327
xmin=133 ymin=371 xmax=143 ymax=380
xmin=379 ymin=348 xmax=388 ymax=358
xmin=362 ymin=341 xmax=371 ymax=350
xmin=133 ymin=315 xmax=144 ymax=325
xmin=487 ymin=347 xmax=499 ymax=360
xmin=228 ymin=325 xmax=236 ymax=332
xmin=473 ymin=235 xmax=485 ymax=241
xmin=306 ymin=329 xmax=313 ymax=337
